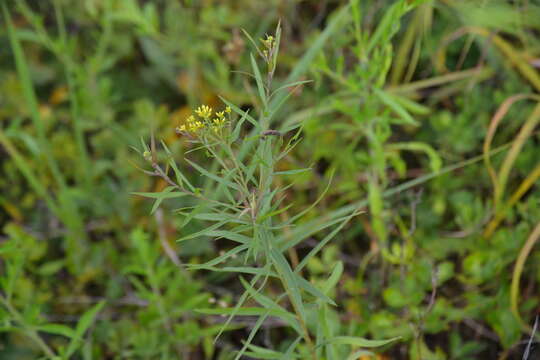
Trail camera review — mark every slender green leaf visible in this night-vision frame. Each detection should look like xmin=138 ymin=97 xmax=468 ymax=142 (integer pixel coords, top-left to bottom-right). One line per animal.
xmin=185 ymin=158 xmax=241 ymax=191
xmin=327 ymin=335 xmax=401 ymax=348
xmin=65 ymin=301 xmax=105 ymax=357
xmin=36 ymin=324 xmax=76 ymax=339
xmin=374 ymin=88 xmax=418 ymax=126
xmin=269 ymin=248 xmax=306 ymax=322
xmin=251 ymin=53 xmax=268 ymax=106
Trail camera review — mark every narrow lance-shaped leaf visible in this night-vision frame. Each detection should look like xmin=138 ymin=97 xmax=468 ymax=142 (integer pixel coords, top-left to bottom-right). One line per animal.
xmin=185 ymin=158 xmax=242 ymax=191
xmin=326 ymin=335 xmax=401 ymax=348
xmin=131 ymin=186 xmax=188 ymax=214
xmin=374 ymin=88 xmax=418 ymax=126
xmin=65 ymin=301 xmax=106 ymax=357
xmin=251 ymin=53 xmax=268 ymax=107
xmin=188 ymin=244 xmax=249 ymax=269
xmin=239 ymin=278 xmax=301 ymax=333
xmin=269 ymin=248 xmax=306 ymax=322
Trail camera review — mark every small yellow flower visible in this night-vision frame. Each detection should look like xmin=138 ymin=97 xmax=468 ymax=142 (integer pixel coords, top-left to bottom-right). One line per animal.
xmin=215 ymin=111 xmax=225 ymax=118
xmin=179 ymin=125 xmax=186 ymax=131
xmin=195 ymin=105 xmax=212 ymax=119
xmin=187 ymin=115 xmax=196 ymax=124
xmin=262 ymin=35 xmax=274 ymax=49
xmin=143 ymin=150 xmax=151 ymax=161
xmin=225 ymin=106 xmax=231 ymax=114
xmin=189 ymin=120 xmax=201 ymax=131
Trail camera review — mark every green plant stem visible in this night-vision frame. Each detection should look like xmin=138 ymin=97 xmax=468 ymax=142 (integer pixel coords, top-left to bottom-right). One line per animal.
xmin=0 ymin=295 xmax=56 ymax=359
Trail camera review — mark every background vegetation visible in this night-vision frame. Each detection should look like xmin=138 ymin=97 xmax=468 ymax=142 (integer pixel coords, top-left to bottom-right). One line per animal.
xmin=1 ymin=0 xmax=539 ymax=359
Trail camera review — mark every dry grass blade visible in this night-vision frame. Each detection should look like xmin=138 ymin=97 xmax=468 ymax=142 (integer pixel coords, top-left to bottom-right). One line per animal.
xmin=484 ymin=163 xmax=540 ymax=238
xmin=435 ymin=26 xmax=540 ymax=92
xmin=390 ymin=3 xmax=433 ymax=85
xmin=387 ymin=67 xmax=493 ymax=97
xmin=510 ymin=221 xmax=540 ymax=332
xmin=482 ymin=94 xmax=540 ymax=209
xmin=496 ymin=103 xmax=540 ymax=207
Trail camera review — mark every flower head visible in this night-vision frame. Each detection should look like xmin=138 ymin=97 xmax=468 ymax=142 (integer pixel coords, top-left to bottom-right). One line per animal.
xmin=143 ymin=150 xmax=152 ymax=161
xmin=176 ymin=125 xmax=187 ymax=133
xmin=177 ymin=104 xmax=232 ymax=138
xmin=213 ymin=117 xmax=226 ymax=125
xmin=189 ymin=120 xmax=204 ymax=132
xmin=262 ymin=35 xmax=274 ymax=49
xmin=195 ymin=105 xmax=212 ymax=119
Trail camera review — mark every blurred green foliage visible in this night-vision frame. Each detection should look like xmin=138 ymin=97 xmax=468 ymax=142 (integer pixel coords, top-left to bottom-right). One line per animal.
xmin=1 ymin=0 xmax=539 ymax=359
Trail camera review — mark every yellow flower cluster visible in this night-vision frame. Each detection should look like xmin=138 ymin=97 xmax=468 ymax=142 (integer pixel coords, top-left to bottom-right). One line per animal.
xmin=262 ymin=35 xmax=274 ymax=50
xmin=261 ymin=34 xmax=275 ymax=59
xmin=176 ymin=105 xmax=232 ymax=135
xmin=194 ymin=105 xmax=212 ymax=119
